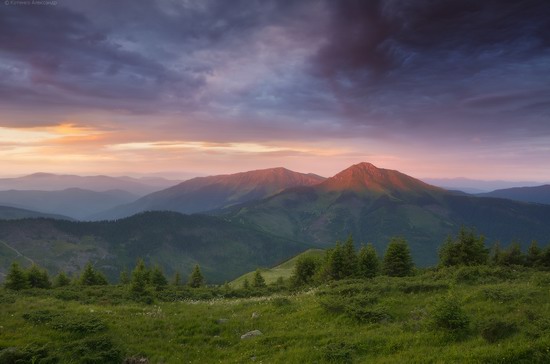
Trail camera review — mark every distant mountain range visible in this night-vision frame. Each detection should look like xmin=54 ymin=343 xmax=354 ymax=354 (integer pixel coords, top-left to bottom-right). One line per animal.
xmin=0 ymin=173 xmax=179 ymax=196
xmin=1 ymin=163 xmax=550 ymax=281
xmin=0 ymin=188 xmax=138 ymax=220
xmin=92 ymin=167 xmax=325 ymax=220
xmin=0 ymin=205 xmax=72 ymax=221
xmin=423 ymin=177 xmax=544 ymax=194
xmin=477 ymin=185 xmax=550 ymax=205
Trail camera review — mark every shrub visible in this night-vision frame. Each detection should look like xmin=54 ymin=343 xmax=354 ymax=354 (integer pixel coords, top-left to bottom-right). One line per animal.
xmin=290 ymin=255 xmax=320 ymax=286
xmin=322 ymin=342 xmax=353 ymax=363
xmin=480 ymin=320 xmax=517 ymax=343
xmin=431 ymin=295 xmax=469 ymax=333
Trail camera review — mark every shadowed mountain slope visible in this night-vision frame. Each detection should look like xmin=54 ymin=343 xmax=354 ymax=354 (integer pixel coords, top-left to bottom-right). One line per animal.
xmin=478 ymin=185 xmax=550 ymax=205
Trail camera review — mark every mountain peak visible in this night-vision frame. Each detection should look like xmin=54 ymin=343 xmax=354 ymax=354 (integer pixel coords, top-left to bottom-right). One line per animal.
xmin=319 ymin=162 xmax=442 ymax=194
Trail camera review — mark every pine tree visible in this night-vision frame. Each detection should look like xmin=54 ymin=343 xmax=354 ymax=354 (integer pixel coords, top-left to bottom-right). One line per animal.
xmin=130 ymin=259 xmax=149 ymax=296
xmin=500 ymin=242 xmax=525 ymax=266
xmin=188 ymin=264 xmax=204 ymax=288
xmin=382 ymin=237 xmax=414 ymax=277
xmin=119 ymin=268 xmax=130 ymax=285
xmin=242 ymin=278 xmax=250 ymax=290
xmin=358 ymin=243 xmax=380 ymax=278
xmin=150 ymin=265 xmax=168 ymax=291
xmin=4 ymin=261 xmax=28 ymax=290
xmin=172 ymin=271 xmax=182 ymax=286
xmin=252 ymin=269 xmax=267 ymax=288
xmin=341 ymin=235 xmax=358 ymax=278
xmin=54 ymin=271 xmax=71 ymax=287
xmin=438 ymin=227 xmax=488 ymax=266
xmin=290 ymin=255 xmax=319 ymax=286
xmin=490 ymin=242 xmax=504 ymax=266
xmin=27 ymin=264 xmax=51 ymax=289
xmin=80 ymin=263 xmax=98 ymax=286
xmin=527 ymin=240 xmax=542 ymax=267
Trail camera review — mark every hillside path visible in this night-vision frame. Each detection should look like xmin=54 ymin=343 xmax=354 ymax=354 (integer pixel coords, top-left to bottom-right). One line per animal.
xmin=1 ymin=240 xmax=35 ymax=265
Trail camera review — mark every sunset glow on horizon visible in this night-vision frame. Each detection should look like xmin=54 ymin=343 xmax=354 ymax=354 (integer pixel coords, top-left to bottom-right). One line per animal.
xmin=1 ymin=1 xmax=549 ymax=181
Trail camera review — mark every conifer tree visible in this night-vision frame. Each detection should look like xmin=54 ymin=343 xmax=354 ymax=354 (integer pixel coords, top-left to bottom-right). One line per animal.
xmin=54 ymin=271 xmax=71 ymax=287
xmin=130 ymin=259 xmax=149 ymax=295
xmin=242 ymin=277 xmax=250 ymax=290
xmin=252 ymin=269 xmax=267 ymax=288
xmin=439 ymin=227 xmax=488 ymax=266
xmin=382 ymin=237 xmax=414 ymax=277
xmin=172 ymin=271 xmax=182 ymax=286
xmin=341 ymin=235 xmax=358 ymax=278
xmin=358 ymin=243 xmax=380 ymax=278
xmin=151 ymin=265 xmax=168 ymax=291
xmin=527 ymin=240 xmax=542 ymax=267
xmin=80 ymin=263 xmax=102 ymax=286
xmin=119 ymin=268 xmax=130 ymax=285
xmin=291 ymin=255 xmax=319 ymax=286
xmin=27 ymin=264 xmax=51 ymax=289
xmin=188 ymin=264 xmax=204 ymax=288
xmin=4 ymin=261 xmax=28 ymax=290
xmin=500 ymin=242 xmax=525 ymax=266
xmin=490 ymin=242 xmax=504 ymax=266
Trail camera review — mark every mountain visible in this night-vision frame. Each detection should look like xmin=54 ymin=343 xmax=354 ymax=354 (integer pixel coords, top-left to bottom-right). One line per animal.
xmin=0 ymin=173 xmax=180 ymax=196
xmin=423 ymin=177 xmax=544 ymax=193
xmin=0 ymin=205 xmax=71 ymax=220
xmin=0 ymin=188 xmax=138 ymax=220
xmin=93 ymin=167 xmax=325 ymax=220
xmin=478 ymin=185 xmax=550 ymax=205
xmin=222 ymin=162 xmax=550 ymax=265
xmin=0 ymin=211 xmax=311 ymax=283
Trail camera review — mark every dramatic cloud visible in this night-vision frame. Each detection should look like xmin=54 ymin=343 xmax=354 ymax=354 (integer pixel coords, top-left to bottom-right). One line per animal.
xmin=1 ymin=0 xmax=549 ymax=179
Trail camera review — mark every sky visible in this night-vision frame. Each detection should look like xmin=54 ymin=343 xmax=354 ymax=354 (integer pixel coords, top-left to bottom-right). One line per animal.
xmin=1 ymin=0 xmax=549 ymax=181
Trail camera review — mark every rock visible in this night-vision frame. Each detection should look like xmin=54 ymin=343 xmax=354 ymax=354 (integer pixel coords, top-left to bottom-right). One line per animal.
xmin=251 ymin=312 xmax=260 ymax=319
xmin=217 ymin=318 xmax=229 ymax=324
xmin=240 ymin=330 xmax=263 ymax=340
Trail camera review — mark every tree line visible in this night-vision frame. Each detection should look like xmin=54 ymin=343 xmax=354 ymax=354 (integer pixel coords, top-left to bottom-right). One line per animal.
xmin=3 ymin=259 xmax=205 ymax=293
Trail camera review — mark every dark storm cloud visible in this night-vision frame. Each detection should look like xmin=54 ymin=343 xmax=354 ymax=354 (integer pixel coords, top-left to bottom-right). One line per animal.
xmin=1 ymin=0 xmax=550 ymax=141
xmin=310 ymin=0 xmax=550 ymax=137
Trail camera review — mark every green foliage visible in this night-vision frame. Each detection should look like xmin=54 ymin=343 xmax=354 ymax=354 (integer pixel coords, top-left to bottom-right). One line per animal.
xmin=54 ymin=271 xmax=71 ymax=287
xmin=27 ymin=264 xmax=52 ymax=289
xmin=150 ymin=265 xmax=168 ymax=291
xmin=382 ymin=237 xmax=414 ymax=277
xmin=119 ymin=269 xmax=130 ymax=285
xmin=80 ymin=263 xmax=108 ymax=286
xmin=527 ymin=240 xmax=542 ymax=267
xmin=290 ymin=255 xmax=319 ymax=286
xmin=4 ymin=261 xmax=29 ymax=290
xmin=322 ymin=342 xmax=353 ymax=363
xmin=318 ymin=238 xmax=359 ymax=281
xmin=431 ymin=295 xmax=470 ymax=333
xmin=242 ymin=277 xmax=250 ymax=290
xmin=439 ymin=227 xmax=488 ymax=267
xmin=358 ymin=243 xmax=380 ymax=278
xmin=130 ymin=259 xmax=150 ymax=297
xmin=252 ymin=269 xmax=266 ymax=288
xmin=171 ymin=271 xmax=181 ymax=286
xmin=188 ymin=264 xmax=204 ymax=288
xmin=500 ymin=241 xmax=525 ymax=266
xmin=480 ymin=320 xmax=518 ymax=343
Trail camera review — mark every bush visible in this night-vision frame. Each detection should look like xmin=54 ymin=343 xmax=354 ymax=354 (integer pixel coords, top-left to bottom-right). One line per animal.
xmin=431 ymin=295 xmax=469 ymax=333
xmin=480 ymin=320 xmax=517 ymax=343
xmin=65 ymin=335 xmax=122 ymax=364
xmin=322 ymin=342 xmax=354 ymax=363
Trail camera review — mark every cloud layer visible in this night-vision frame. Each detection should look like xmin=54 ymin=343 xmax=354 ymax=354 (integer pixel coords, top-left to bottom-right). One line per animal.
xmin=1 ymin=0 xmax=549 ymax=179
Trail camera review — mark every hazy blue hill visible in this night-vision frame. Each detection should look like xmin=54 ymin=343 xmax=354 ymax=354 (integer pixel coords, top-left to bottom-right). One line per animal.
xmin=92 ymin=167 xmax=325 ymax=220
xmin=0 ymin=173 xmax=179 ymax=196
xmin=0 ymin=188 xmax=138 ymax=220
xmin=0 ymin=211 xmax=310 ymax=283
xmin=0 ymin=205 xmax=72 ymax=221
xmin=478 ymin=184 xmax=550 ymax=205
xmin=223 ymin=163 xmax=550 ymax=265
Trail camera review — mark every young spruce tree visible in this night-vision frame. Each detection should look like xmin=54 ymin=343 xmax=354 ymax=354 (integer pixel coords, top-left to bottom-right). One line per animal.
xmin=188 ymin=264 xmax=204 ymax=288
xmin=382 ymin=237 xmax=414 ymax=277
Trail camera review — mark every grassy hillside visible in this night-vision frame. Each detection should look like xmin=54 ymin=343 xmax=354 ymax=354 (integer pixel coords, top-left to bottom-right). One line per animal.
xmin=229 ymin=248 xmax=325 ymax=288
xmin=0 ymin=212 xmax=311 ymax=283
xmin=1 ymin=266 xmax=549 ymax=363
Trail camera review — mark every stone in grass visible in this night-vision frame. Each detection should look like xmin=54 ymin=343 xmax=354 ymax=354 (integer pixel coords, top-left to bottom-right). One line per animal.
xmin=251 ymin=312 xmax=260 ymax=319
xmin=217 ymin=318 xmax=229 ymax=324
xmin=241 ymin=330 xmax=263 ymax=340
